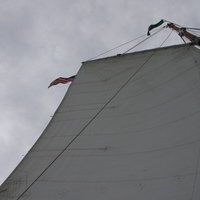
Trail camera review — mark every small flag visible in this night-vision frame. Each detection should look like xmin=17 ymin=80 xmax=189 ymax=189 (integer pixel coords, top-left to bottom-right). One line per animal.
xmin=48 ymin=75 xmax=75 ymax=88
xmin=147 ymin=19 xmax=164 ymax=35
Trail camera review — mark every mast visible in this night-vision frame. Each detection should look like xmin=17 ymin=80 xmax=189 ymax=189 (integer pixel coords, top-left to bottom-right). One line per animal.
xmin=168 ymin=23 xmax=200 ymax=46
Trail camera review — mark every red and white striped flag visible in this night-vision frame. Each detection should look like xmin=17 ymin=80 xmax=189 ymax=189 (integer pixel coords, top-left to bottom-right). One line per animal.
xmin=48 ymin=76 xmax=75 ymax=88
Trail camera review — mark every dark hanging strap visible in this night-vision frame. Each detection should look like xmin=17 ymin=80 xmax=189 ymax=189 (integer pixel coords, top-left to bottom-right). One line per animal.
xmin=147 ymin=19 xmax=164 ymax=35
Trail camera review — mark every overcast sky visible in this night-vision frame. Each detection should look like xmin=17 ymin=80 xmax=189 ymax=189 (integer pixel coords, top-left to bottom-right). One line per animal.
xmin=0 ymin=0 xmax=199 ymax=185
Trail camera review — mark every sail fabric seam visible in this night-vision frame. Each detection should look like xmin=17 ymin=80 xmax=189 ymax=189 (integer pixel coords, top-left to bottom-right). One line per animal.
xmin=52 ymin=106 xmax=200 ymax=126
xmin=29 ymin=139 xmax=200 ymax=158
xmin=24 ymin=171 xmax=200 ymax=183
xmin=42 ymin=119 xmax=200 ymax=137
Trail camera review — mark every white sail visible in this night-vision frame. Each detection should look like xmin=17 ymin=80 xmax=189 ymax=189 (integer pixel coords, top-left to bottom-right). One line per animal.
xmin=1 ymin=44 xmax=200 ymax=200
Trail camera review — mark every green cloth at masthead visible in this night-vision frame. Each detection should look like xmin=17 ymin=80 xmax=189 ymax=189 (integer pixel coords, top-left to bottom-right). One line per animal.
xmin=147 ymin=19 xmax=164 ymax=35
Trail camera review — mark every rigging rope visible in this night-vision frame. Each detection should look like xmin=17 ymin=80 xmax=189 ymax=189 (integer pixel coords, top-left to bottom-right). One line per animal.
xmin=186 ymin=27 xmax=200 ymax=31
xmin=17 ymin=24 xmax=175 ymax=200
xmin=160 ymin=29 xmax=173 ymax=46
xmin=123 ymin=26 xmax=166 ymax=54
xmin=86 ymin=33 xmax=147 ymax=61
xmin=87 ymin=25 xmax=168 ymax=61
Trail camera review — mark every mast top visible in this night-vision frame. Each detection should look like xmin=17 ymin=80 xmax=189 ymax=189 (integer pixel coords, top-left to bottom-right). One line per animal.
xmin=147 ymin=20 xmax=200 ymax=47
xmin=167 ymin=23 xmax=200 ymax=46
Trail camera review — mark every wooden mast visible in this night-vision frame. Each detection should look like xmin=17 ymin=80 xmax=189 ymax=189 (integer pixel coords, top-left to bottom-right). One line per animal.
xmin=168 ymin=23 xmax=200 ymax=46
